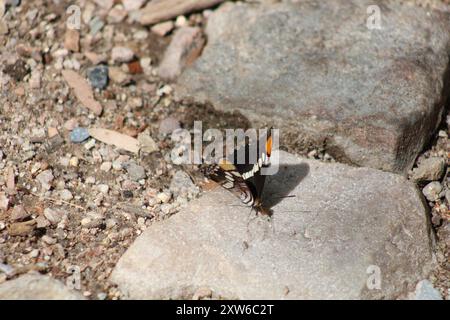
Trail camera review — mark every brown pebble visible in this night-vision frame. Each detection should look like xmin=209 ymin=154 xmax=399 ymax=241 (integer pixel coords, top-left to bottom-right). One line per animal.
xmin=8 ymin=220 xmax=36 ymax=236
xmin=64 ymin=29 xmax=80 ymax=52
xmin=127 ymin=60 xmax=143 ymax=74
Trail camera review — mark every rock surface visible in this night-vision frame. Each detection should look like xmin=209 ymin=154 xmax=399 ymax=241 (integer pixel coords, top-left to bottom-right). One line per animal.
xmin=175 ymin=0 xmax=450 ymax=173
xmin=111 ymin=151 xmax=434 ymax=299
xmin=0 ymin=274 xmax=85 ymax=300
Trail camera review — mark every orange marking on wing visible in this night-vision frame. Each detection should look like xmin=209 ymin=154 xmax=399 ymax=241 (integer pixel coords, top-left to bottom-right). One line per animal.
xmin=266 ymin=135 xmax=273 ymax=157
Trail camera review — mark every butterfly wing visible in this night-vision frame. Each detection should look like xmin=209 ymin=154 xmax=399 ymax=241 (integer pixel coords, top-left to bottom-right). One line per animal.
xmin=202 ymin=128 xmax=273 ymax=212
xmin=203 ymin=160 xmax=256 ymax=207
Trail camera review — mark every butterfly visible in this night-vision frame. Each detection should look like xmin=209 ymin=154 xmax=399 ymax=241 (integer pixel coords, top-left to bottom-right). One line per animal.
xmin=201 ymin=128 xmax=273 ymax=216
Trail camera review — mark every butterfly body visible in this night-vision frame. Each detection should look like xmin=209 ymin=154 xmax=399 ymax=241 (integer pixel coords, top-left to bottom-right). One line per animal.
xmin=202 ymin=129 xmax=273 ymax=216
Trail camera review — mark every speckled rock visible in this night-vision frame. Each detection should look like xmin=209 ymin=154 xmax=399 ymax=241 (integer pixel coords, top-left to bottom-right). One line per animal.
xmin=0 ymin=274 xmax=85 ymax=300
xmin=175 ymin=0 xmax=450 ymax=173
xmin=111 ymin=151 xmax=434 ymax=299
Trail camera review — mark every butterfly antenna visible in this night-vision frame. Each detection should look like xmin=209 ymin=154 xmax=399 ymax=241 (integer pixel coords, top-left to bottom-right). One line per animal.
xmin=270 ymin=195 xmax=296 ymax=199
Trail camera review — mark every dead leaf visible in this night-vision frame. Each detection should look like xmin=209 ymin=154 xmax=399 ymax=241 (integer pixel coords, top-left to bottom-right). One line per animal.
xmin=88 ymin=128 xmax=140 ymax=153
xmin=62 ymin=70 xmax=103 ymax=115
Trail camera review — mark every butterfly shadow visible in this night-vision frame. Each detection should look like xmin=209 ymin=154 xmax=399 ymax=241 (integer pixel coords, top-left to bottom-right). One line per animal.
xmin=261 ymin=162 xmax=310 ymax=210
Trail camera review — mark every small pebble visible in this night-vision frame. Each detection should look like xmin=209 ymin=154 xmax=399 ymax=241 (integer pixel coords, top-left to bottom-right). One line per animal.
xmin=413 ymin=280 xmax=443 ymax=300
xmin=59 ymin=189 xmax=73 ymax=201
xmin=83 ymin=291 xmax=92 ymax=297
xmin=122 ymin=0 xmax=145 ymax=11
xmin=111 ymin=46 xmax=134 ymax=63
xmin=97 ymin=292 xmax=108 ymax=300
xmin=160 ymin=203 xmax=173 ymax=215
xmin=105 ymin=218 xmax=117 ymax=230
xmin=175 ymin=15 xmax=187 ymax=28
xmin=108 ymin=66 xmax=131 ymax=85
xmin=42 ymin=235 xmax=57 ymax=245
xmin=36 ymin=170 xmax=54 ymax=191
xmin=64 ymin=119 xmax=79 ymax=131
xmin=122 ymin=190 xmax=133 ymax=198
xmin=124 ymin=162 xmax=146 ymax=181
xmin=29 ymin=70 xmax=41 ymax=89
xmin=138 ymin=133 xmax=159 ymax=153
xmin=151 ymin=21 xmax=174 ymax=36
xmin=192 ymin=287 xmax=212 ymax=300
xmin=43 ymin=208 xmax=63 ymax=225
xmin=11 ymin=205 xmax=30 ymax=221
xmin=70 ymin=127 xmax=90 ymax=143
xmin=412 ymin=157 xmax=445 ymax=182
xmin=85 ymin=177 xmax=96 ymax=184
xmin=84 ymin=139 xmax=96 ymax=150
xmin=36 ymin=216 xmax=50 ymax=228
xmin=422 ymin=182 xmax=443 ymax=202
xmin=157 ymin=192 xmax=171 ymax=204
xmin=100 ymin=162 xmax=112 ymax=172
xmin=97 ymin=184 xmax=109 ymax=194
xmin=89 ymin=17 xmax=104 ymax=35
xmin=29 ymin=249 xmax=40 ymax=258
xmin=87 ymin=65 xmax=109 ymax=90
xmin=112 ymin=159 xmax=124 ymax=171
xmin=0 ymin=193 xmax=9 ymax=211
xmin=107 ymin=5 xmax=127 ymax=24
xmin=81 ymin=212 xmax=104 ymax=228
xmin=64 ymin=29 xmax=80 ymax=52
xmin=69 ymin=157 xmax=79 ymax=167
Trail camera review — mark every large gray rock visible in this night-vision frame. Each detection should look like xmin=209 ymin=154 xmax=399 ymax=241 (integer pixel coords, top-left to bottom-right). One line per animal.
xmin=0 ymin=273 xmax=85 ymax=300
xmin=175 ymin=0 xmax=450 ymax=173
xmin=111 ymin=151 xmax=434 ymax=299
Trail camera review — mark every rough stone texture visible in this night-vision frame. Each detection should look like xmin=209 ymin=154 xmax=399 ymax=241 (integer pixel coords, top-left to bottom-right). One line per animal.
xmin=0 ymin=274 xmax=85 ymax=300
xmin=175 ymin=0 xmax=450 ymax=173
xmin=111 ymin=151 xmax=434 ymax=299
